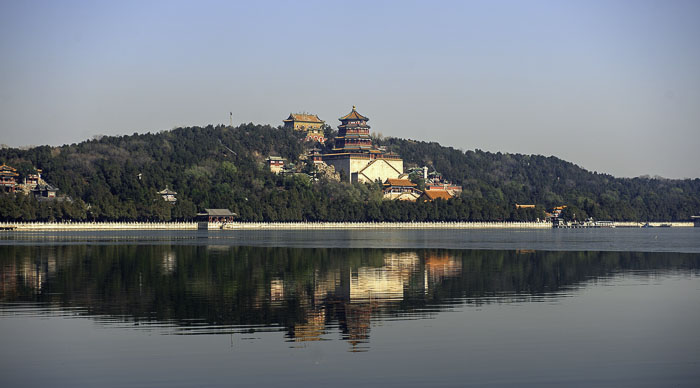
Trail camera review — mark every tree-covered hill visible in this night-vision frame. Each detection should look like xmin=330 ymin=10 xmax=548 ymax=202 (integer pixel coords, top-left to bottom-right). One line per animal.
xmin=1 ymin=124 xmax=698 ymax=222
xmin=382 ymin=138 xmax=700 ymax=221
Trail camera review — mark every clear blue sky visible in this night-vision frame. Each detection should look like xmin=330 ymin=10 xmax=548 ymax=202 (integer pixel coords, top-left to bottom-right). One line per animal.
xmin=1 ymin=0 xmax=699 ymax=178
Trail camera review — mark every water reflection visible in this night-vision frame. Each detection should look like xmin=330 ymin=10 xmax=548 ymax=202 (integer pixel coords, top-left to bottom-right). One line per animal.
xmin=1 ymin=245 xmax=698 ymax=351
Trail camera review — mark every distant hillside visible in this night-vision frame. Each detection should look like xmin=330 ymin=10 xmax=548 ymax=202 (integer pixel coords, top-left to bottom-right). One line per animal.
xmin=1 ymin=124 xmax=698 ymax=222
xmin=382 ymin=138 xmax=700 ymax=221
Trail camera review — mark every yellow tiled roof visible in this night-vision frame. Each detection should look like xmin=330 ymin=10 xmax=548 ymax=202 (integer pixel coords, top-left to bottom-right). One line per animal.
xmin=0 ymin=164 xmax=18 ymax=176
xmin=284 ymin=113 xmax=324 ymax=123
xmin=384 ymin=178 xmax=416 ymax=187
xmin=423 ymin=190 xmax=452 ymax=201
xmin=339 ymin=106 xmax=368 ymax=121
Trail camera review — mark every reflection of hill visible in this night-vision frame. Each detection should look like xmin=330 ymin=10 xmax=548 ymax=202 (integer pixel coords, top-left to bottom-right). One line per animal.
xmin=1 ymin=245 xmax=698 ymax=350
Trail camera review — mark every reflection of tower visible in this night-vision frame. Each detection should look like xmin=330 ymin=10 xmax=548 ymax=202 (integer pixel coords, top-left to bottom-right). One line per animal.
xmin=312 ymin=269 xmax=342 ymax=305
xmin=270 ymin=278 xmax=285 ymax=306
xmin=343 ymin=303 xmax=372 ymax=352
xmin=292 ymin=308 xmax=327 ymax=342
xmin=1 ymin=262 xmax=18 ymax=299
xmin=161 ymin=251 xmax=176 ymax=275
xmin=20 ymin=256 xmax=43 ymax=292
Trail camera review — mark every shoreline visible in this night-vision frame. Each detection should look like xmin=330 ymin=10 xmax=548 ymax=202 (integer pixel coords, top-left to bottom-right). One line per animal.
xmin=0 ymin=221 xmax=694 ymax=231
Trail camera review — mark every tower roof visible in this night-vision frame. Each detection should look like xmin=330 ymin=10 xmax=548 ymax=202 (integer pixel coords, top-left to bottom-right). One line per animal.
xmin=158 ymin=187 xmax=177 ymax=195
xmin=339 ymin=106 xmax=369 ymax=121
xmin=0 ymin=164 xmax=18 ymax=177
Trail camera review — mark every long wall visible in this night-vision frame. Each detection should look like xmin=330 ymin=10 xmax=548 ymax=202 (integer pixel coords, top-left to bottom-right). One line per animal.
xmin=614 ymin=221 xmax=693 ymax=227
xmin=222 ymin=221 xmax=551 ymax=230
xmin=1 ymin=221 xmax=694 ymax=231
xmin=0 ymin=222 xmax=197 ymax=231
xmin=1 ymin=221 xmax=550 ymax=231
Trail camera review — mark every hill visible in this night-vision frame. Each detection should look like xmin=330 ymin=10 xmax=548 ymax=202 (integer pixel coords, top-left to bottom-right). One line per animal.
xmin=382 ymin=137 xmax=700 ymax=221
xmin=1 ymin=124 xmax=698 ymax=222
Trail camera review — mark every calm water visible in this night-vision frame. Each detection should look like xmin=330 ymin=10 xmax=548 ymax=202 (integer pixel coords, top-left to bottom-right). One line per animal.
xmin=1 ymin=229 xmax=699 ymax=387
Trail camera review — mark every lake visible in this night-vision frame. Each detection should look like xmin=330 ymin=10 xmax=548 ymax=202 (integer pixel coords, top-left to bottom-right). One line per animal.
xmin=1 ymin=229 xmax=699 ymax=387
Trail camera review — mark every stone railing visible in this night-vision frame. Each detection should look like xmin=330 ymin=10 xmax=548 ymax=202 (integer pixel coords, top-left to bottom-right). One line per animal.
xmin=220 ymin=221 xmax=551 ymax=230
xmin=613 ymin=222 xmax=693 ymax=228
xmin=0 ymin=222 xmax=197 ymax=231
xmin=1 ymin=220 xmax=693 ymax=231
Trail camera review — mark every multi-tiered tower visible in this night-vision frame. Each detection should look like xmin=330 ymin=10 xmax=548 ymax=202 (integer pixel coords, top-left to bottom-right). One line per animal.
xmin=323 ymin=106 xmax=403 ymax=183
xmin=334 ymin=106 xmax=373 ymax=153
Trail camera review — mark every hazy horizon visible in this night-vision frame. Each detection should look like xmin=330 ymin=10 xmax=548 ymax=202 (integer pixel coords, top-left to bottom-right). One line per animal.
xmin=1 ymin=0 xmax=699 ymax=179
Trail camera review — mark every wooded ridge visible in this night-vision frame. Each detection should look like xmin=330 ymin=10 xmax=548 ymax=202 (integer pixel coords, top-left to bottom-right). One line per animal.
xmin=1 ymin=124 xmax=698 ymax=222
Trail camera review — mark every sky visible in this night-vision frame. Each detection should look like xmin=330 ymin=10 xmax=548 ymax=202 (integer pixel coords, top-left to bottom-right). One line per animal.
xmin=1 ymin=0 xmax=699 ymax=178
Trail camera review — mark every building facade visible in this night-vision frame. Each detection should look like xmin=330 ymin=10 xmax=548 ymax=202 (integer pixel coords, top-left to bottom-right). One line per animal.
xmin=31 ymin=184 xmax=59 ymax=200
xmin=158 ymin=187 xmax=177 ymax=203
xmin=283 ymin=113 xmax=326 ymax=142
xmin=24 ymin=169 xmax=41 ymax=188
xmin=0 ymin=164 xmax=19 ymax=193
xmin=266 ymin=156 xmax=285 ymax=174
xmin=196 ymin=209 xmax=236 ymax=230
xmin=383 ymin=178 xmax=422 ymax=201
xmin=419 ymin=190 xmax=453 ymax=202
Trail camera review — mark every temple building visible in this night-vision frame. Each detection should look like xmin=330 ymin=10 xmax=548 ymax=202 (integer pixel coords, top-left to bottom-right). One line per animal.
xmin=158 ymin=187 xmax=177 ymax=203
xmin=196 ymin=209 xmax=236 ymax=230
xmin=283 ymin=113 xmax=326 ymax=142
xmin=0 ymin=164 xmax=19 ymax=192
xmin=419 ymin=190 xmax=453 ymax=202
xmin=24 ymin=169 xmax=41 ymax=188
xmin=308 ymin=148 xmax=324 ymax=164
xmin=424 ymin=169 xmax=462 ymax=196
xmin=31 ymin=184 xmax=59 ymax=200
xmin=323 ymin=107 xmax=403 ymax=183
xmin=266 ymin=156 xmax=285 ymax=174
xmin=383 ymin=178 xmax=422 ymax=201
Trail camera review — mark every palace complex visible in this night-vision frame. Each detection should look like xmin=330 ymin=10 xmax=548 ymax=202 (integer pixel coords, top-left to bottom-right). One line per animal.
xmin=0 ymin=163 xmax=66 ymax=200
xmin=271 ymin=106 xmax=458 ymax=201
xmin=323 ymin=107 xmax=404 ymax=183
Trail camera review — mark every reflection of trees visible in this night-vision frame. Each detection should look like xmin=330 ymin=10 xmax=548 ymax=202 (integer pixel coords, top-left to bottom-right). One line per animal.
xmin=1 ymin=245 xmax=698 ymax=350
